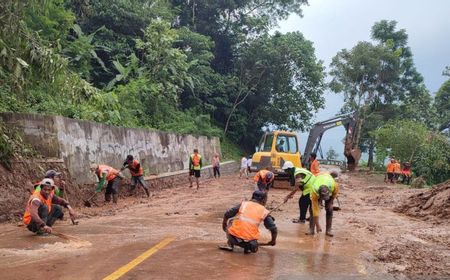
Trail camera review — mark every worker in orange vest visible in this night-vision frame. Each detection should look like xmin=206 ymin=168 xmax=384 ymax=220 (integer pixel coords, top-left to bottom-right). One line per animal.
xmin=253 ymin=169 xmax=275 ymax=192
xmin=189 ymin=149 xmax=202 ymax=189
xmin=121 ymin=155 xmax=150 ymax=197
xmin=220 ymin=190 xmax=277 ymax=254
xmin=385 ymin=158 xmax=395 ymax=183
xmin=90 ymin=163 xmax=123 ymax=203
xmin=401 ymin=162 xmax=412 ymax=185
xmin=23 ymin=178 xmax=76 ymax=235
xmin=309 ymin=152 xmax=320 ymax=175
xmin=393 ymin=160 xmax=401 ymax=184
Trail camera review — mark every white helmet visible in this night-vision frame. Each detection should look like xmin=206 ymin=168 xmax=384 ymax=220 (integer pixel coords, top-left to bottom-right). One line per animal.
xmin=282 ymin=161 xmax=294 ymax=170
xmin=40 ymin=178 xmax=55 ymax=187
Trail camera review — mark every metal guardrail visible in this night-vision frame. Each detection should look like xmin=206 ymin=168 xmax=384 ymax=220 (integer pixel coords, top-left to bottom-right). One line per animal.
xmin=318 ymin=159 xmax=345 ymax=167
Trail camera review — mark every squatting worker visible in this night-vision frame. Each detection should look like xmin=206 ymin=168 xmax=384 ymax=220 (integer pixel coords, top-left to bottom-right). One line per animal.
xmin=253 ymin=169 xmax=274 ymax=192
xmin=90 ymin=163 xmax=123 ymax=203
xmin=308 ymin=171 xmax=339 ymax=237
xmin=189 ymin=149 xmax=202 ymax=189
xmin=220 ymin=190 xmax=277 ymax=254
xmin=121 ymin=155 xmax=150 ymax=197
xmin=23 ymin=178 xmax=76 ymax=235
xmin=282 ymin=163 xmax=315 ymax=224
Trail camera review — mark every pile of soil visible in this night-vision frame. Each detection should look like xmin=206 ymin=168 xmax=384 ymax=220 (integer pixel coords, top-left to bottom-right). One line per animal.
xmin=375 ymin=238 xmax=450 ymax=280
xmin=394 ymin=179 xmax=450 ymax=221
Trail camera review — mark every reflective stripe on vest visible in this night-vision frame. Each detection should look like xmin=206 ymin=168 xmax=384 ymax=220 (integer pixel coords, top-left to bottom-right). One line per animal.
xmin=228 ymin=201 xmax=270 ymax=241
xmin=130 ymin=160 xmax=144 ymax=176
xmin=98 ymin=164 xmax=119 ymax=181
xmin=23 ymin=191 xmax=53 ymax=225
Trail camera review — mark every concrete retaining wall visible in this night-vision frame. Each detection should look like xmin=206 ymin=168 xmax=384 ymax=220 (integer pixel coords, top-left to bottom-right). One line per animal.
xmin=0 ymin=112 xmax=221 ymax=184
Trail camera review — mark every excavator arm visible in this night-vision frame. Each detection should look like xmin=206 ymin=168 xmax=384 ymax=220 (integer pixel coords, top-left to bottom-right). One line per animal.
xmin=302 ymin=112 xmax=361 ymax=171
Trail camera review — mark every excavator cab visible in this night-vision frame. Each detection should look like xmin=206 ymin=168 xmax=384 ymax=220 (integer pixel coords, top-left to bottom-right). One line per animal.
xmin=250 ymin=131 xmax=302 ymax=177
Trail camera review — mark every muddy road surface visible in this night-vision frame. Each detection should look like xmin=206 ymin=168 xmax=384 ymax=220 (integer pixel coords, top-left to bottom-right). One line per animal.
xmin=0 ymin=170 xmax=448 ymax=280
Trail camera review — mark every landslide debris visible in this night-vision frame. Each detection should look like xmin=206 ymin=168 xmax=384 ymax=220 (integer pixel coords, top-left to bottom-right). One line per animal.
xmin=394 ymin=179 xmax=450 ymax=222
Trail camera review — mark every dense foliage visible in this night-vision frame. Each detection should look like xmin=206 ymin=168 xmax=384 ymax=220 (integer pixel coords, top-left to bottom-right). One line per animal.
xmin=329 ymin=20 xmax=449 ymax=184
xmin=0 ymin=0 xmax=325 ymax=157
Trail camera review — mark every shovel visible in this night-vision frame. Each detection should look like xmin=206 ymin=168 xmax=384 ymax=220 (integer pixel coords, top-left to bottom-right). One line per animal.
xmin=83 ymin=192 xmax=97 ymax=207
xmin=333 ymin=197 xmax=342 ymax=211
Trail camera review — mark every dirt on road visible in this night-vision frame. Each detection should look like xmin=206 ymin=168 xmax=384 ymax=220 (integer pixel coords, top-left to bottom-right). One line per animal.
xmin=0 ymin=169 xmax=448 ymax=280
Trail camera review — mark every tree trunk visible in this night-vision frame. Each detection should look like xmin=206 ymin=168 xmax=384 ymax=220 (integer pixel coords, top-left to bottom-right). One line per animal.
xmin=368 ymin=140 xmax=374 ymax=171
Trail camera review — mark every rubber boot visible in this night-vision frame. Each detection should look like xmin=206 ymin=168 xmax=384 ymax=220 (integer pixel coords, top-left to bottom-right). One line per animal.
xmin=112 ymin=194 xmax=118 ymax=204
xmin=105 ymin=193 xmax=111 ymax=203
xmin=326 ymin=216 xmax=334 ymax=237
xmin=305 ymin=217 xmax=315 ymax=235
xmin=144 ymin=187 xmax=150 ymax=197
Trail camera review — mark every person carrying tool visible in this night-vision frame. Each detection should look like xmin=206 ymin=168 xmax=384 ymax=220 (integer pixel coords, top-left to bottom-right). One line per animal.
xmin=121 ymin=155 xmax=150 ymax=197
xmin=308 ymin=172 xmax=339 ymax=237
xmin=189 ymin=149 xmax=202 ymax=189
xmin=23 ymin=178 xmax=76 ymax=235
xmin=309 ymin=152 xmax=320 ymax=175
xmin=220 ymin=190 xmax=277 ymax=254
xmin=282 ymin=162 xmax=315 ymax=224
xmin=253 ymin=169 xmax=275 ymax=192
xmin=90 ymin=163 xmax=123 ymax=203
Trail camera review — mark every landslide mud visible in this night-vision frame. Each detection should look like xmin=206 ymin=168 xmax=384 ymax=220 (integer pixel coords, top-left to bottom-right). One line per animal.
xmin=0 ymin=170 xmax=448 ymax=280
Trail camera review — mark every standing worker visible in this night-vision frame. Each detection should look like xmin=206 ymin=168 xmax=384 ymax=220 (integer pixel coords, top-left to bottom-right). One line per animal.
xmin=90 ymin=163 xmax=123 ymax=203
xmin=220 ymin=190 xmax=277 ymax=254
xmin=239 ymin=155 xmax=248 ymax=179
xmin=189 ymin=149 xmax=202 ymax=189
xmin=253 ymin=169 xmax=275 ymax=192
xmin=282 ymin=162 xmax=315 ymax=224
xmin=308 ymin=172 xmax=339 ymax=236
xmin=401 ymin=162 xmax=412 ymax=185
xmin=309 ymin=152 xmax=320 ymax=175
xmin=212 ymin=153 xmax=221 ymax=179
xmin=385 ymin=158 xmax=395 ymax=183
xmin=393 ymin=159 xmax=401 ymax=184
xmin=121 ymin=155 xmax=150 ymax=197
xmin=23 ymin=178 xmax=76 ymax=235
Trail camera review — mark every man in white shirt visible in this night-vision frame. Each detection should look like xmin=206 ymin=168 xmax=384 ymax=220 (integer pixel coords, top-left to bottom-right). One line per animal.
xmin=239 ymin=156 xmax=248 ymax=179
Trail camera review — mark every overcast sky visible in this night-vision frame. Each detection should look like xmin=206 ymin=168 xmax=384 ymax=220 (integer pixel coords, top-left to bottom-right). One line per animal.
xmin=276 ymin=0 xmax=450 ymax=159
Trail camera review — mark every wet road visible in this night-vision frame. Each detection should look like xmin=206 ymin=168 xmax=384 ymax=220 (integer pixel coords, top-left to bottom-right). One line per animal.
xmin=0 ymin=174 xmax=395 ymax=280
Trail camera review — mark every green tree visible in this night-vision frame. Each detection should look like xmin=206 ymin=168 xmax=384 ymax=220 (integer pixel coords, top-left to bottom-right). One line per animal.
xmin=326 ymin=147 xmax=339 ymax=160
xmin=434 ymin=67 xmax=450 ymax=131
xmin=373 ymin=120 xmax=428 ymax=163
xmin=413 ymin=133 xmax=450 ymax=185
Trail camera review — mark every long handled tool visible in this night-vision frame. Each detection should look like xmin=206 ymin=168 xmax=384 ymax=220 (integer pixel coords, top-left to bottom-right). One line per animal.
xmin=268 ymin=188 xmax=299 ymax=214
xmin=83 ymin=192 xmax=97 ymax=207
xmin=333 ymin=197 xmax=342 ymax=211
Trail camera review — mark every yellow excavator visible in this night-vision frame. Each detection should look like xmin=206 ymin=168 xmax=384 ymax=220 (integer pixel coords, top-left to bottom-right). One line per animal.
xmin=250 ymin=112 xmax=361 ymax=179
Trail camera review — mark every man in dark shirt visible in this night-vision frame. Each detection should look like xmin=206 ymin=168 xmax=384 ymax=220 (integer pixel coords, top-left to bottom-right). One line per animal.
xmin=220 ymin=191 xmax=277 ymax=254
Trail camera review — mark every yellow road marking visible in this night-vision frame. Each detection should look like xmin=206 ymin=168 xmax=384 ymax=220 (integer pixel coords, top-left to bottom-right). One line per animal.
xmin=103 ymin=236 xmax=175 ymax=280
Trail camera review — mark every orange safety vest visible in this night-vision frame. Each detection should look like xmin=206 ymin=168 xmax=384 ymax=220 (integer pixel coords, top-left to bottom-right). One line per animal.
xmin=386 ymin=162 xmax=395 ymax=173
xmin=228 ymin=201 xmax=270 ymax=241
xmin=310 ymin=159 xmax=320 ymax=175
xmin=129 ymin=159 xmax=144 ymax=177
xmin=393 ymin=162 xmax=401 ymax=174
xmin=190 ymin=154 xmax=201 ymax=170
xmin=23 ymin=191 xmax=53 ymax=225
xmin=253 ymin=170 xmax=274 ymax=184
xmin=97 ymin=164 xmax=119 ymax=182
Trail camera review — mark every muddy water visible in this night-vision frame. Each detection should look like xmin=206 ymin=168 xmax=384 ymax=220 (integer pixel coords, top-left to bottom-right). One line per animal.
xmin=0 ymin=174 xmax=403 ymax=279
